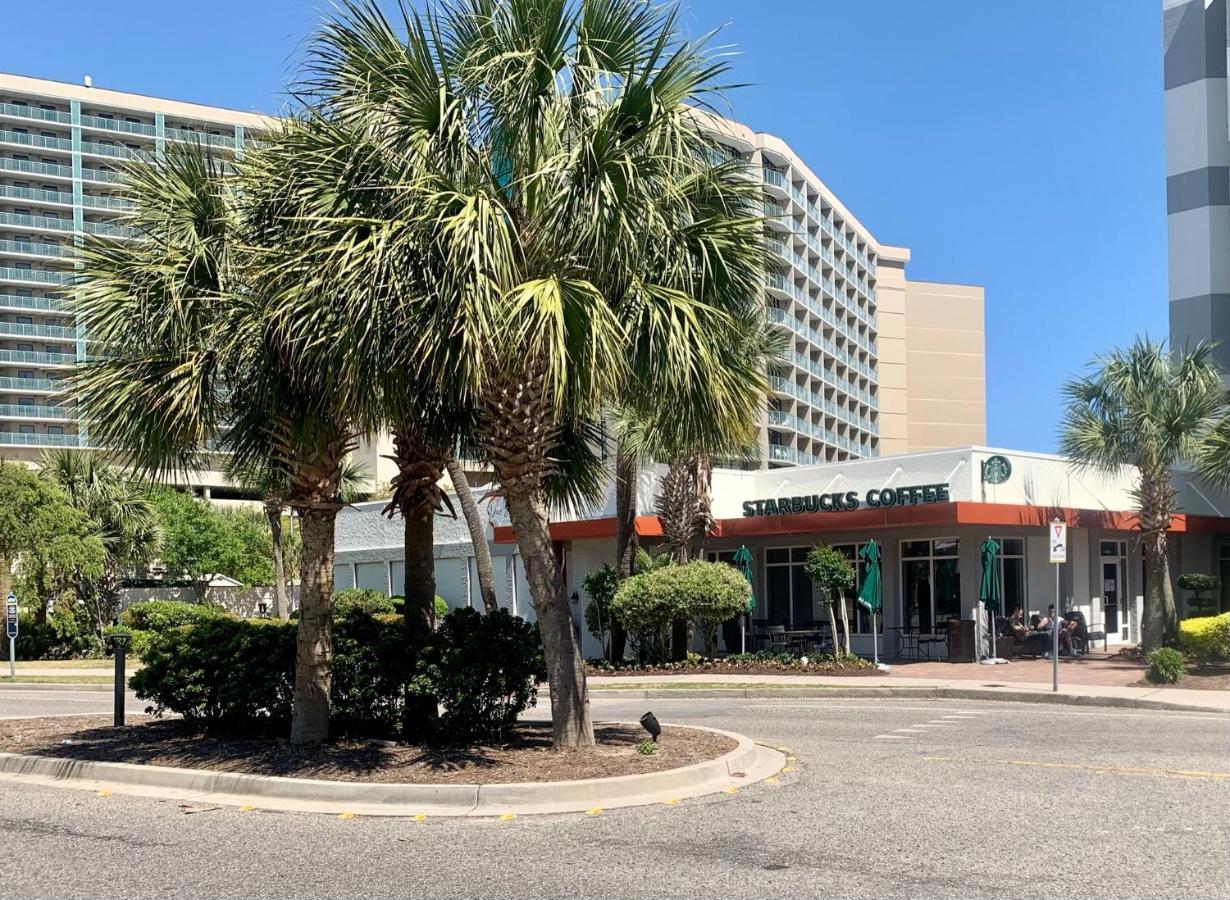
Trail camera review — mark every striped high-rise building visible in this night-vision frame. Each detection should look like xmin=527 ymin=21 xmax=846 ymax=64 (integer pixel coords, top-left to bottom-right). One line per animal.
xmin=1163 ymin=0 xmax=1230 ymax=368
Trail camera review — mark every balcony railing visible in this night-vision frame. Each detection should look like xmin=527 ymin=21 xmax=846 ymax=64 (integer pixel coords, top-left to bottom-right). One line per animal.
xmin=0 ymin=376 xmax=60 ymax=393
xmin=0 ymin=212 xmax=73 ymax=233
xmin=0 ymin=349 xmax=76 ymax=366
xmin=0 ymin=157 xmax=72 ymax=180
xmin=0 ymin=403 xmax=73 ymax=420
xmin=0 ymin=130 xmax=72 ymax=151
xmin=0 ymin=268 xmax=73 ymax=286
xmin=0 ymin=321 xmax=76 ymax=339
xmin=78 ymin=114 xmax=157 ymax=137
xmin=0 ymin=294 xmax=65 ymax=313
xmin=80 ymin=140 xmax=150 ymax=161
xmin=0 ymin=431 xmax=80 ymax=447
xmin=0 ymin=239 xmax=74 ymax=259
xmin=0 ymin=103 xmax=72 ymax=125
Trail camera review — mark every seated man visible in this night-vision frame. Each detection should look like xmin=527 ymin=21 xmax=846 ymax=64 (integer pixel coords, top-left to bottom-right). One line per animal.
xmin=1039 ymin=605 xmax=1075 ymax=656
xmin=1007 ymin=606 xmax=1028 ymax=638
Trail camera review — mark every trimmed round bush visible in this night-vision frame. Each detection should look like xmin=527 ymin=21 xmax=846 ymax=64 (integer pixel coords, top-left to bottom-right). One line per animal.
xmin=333 ymin=588 xmax=396 ymax=619
xmin=1145 ymin=647 xmax=1186 ymax=685
xmin=1178 ymin=612 xmax=1230 ymax=664
xmin=611 ymin=571 xmax=674 ymax=661
xmin=649 ymin=561 xmax=751 ymax=658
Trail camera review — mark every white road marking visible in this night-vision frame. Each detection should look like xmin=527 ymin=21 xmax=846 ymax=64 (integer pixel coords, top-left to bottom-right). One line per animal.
xmin=873 ymin=734 xmax=910 ymax=740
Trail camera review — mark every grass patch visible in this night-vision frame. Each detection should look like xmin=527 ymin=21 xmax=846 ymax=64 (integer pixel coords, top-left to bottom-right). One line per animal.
xmin=0 ymin=675 xmax=117 ymax=685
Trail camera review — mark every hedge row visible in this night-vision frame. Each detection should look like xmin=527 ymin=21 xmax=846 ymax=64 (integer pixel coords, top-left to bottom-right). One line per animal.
xmin=1178 ymin=612 xmax=1230 ymax=664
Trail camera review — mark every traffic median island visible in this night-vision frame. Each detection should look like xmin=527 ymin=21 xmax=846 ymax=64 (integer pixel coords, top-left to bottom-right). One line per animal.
xmin=0 ymin=715 xmax=784 ymax=816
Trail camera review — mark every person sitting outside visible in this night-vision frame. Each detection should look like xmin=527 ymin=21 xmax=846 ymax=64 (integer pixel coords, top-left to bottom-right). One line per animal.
xmin=1039 ymin=605 xmax=1077 ymax=657
xmin=1007 ymin=606 xmax=1028 ymax=639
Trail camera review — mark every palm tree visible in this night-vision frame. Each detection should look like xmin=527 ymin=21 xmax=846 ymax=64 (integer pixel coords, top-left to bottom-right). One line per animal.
xmin=72 ymin=140 xmax=360 ymax=745
xmin=37 ymin=450 xmax=161 ymax=637
xmin=295 ymin=0 xmax=767 ymax=747
xmin=1059 ymin=338 xmax=1225 ymax=650
xmin=446 ymin=455 xmax=499 ymax=613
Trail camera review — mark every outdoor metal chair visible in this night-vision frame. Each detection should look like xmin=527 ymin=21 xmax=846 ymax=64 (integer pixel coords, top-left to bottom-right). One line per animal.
xmin=767 ymin=626 xmax=791 ymax=654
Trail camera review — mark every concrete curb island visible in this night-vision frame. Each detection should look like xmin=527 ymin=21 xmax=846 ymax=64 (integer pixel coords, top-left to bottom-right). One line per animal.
xmin=0 ymin=725 xmax=786 ymax=817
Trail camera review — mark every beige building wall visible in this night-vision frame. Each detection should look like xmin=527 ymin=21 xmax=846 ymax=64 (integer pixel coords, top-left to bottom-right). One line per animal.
xmin=902 ymin=280 xmax=986 ymax=451
xmin=872 ymin=246 xmax=910 ymax=457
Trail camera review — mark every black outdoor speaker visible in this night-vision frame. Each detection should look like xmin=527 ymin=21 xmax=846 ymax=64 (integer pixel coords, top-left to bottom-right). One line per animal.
xmin=640 ymin=711 xmax=662 ymax=743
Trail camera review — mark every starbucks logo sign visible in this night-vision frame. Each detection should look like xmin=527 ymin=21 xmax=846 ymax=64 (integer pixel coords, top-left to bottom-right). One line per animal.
xmin=981 ymin=455 xmax=1012 ymax=485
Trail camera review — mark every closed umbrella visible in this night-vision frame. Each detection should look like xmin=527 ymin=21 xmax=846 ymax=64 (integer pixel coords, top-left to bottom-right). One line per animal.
xmin=733 ymin=545 xmax=756 ymax=654
xmin=857 ymin=540 xmax=887 ymax=670
xmin=978 ymin=537 xmax=1005 ymax=664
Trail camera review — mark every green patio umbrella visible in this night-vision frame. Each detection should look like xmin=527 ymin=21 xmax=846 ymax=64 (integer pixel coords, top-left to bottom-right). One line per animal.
xmin=733 ymin=545 xmax=756 ymax=654
xmin=979 ymin=537 xmax=1003 ymax=662
xmin=857 ymin=541 xmax=885 ymax=669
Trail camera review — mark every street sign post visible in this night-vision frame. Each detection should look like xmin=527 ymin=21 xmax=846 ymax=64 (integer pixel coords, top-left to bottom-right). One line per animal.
xmin=1048 ymin=523 xmax=1067 ymax=693
xmin=6 ymin=593 xmax=18 ymax=678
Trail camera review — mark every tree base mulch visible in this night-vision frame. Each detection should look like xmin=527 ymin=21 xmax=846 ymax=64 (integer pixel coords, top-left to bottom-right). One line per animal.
xmin=0 ymin=717 xmax=734 ymax=784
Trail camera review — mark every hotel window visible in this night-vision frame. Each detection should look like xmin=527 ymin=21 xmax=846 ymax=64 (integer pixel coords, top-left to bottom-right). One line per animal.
xmin=47 ymin=426 xmax=62 ymax=435
xmin=764 ymin=547 xmax=813 ymax=627
xmin=830 ymin=543 xmax=882 ymax=634
xmin=18 ymin=425 xmax=34 ymax=434
xmin=899 ymin=538 xmax=960 ymax=634
xmin=990 ymin=537 xmax=1027 ymax=617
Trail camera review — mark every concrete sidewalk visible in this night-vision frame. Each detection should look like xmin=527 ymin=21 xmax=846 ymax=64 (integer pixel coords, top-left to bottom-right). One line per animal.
xmin=586 ymin=673 xmax=1230 ymax=714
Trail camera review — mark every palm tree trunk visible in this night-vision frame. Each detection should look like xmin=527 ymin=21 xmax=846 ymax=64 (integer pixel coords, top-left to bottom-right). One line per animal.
xmin=290 ymin=506 xmax=336 ymax=745
xmin=615 ymin=444 xmax=637 ymax=579
xmin=1141 ymin=531 xmax=1176 ymax=651
xmin=265 ymin=501 xmax=289 ymax=621
xmin=402 ymin=497 xmax=436 ymax=635
xmin=446 ymin=457 xmax=498 ymax=613
xmin=503 ymin=489 xmax=594 ymax=748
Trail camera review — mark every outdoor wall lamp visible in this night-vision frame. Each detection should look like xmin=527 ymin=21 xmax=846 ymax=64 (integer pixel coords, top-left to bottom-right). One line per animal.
xmin=639 ymin=711 xmax=662 ymax=743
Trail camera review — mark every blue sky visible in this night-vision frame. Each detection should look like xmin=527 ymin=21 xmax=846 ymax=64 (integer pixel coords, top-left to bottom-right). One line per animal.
xmin=3 ymin=1 xmax=1166 ymax=452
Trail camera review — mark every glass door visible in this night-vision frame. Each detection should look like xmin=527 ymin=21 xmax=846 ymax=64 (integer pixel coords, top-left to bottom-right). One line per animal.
xmin=1102 ymin=560 xmax=1120 ymax=634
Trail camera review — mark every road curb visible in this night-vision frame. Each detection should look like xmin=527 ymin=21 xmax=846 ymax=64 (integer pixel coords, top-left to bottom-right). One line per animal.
xmin=0 ymin=724 xmax=785 ymax=817
xmin=585 ymin=685 xmax=1230 ymax=715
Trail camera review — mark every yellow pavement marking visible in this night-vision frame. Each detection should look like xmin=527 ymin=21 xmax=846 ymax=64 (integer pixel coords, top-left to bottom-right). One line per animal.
xmin=499 ymin=813 xmax=517 ymax=821
xmin=662 ymin=799 xmax=681 ymax=806
xmin=781 ymin=766 xmax=795 ymax=773
xmin=413 ymin=814 xmax=427 ymax=822
xmin=238 ymin=805 xmax=256 ymax=812
xmin=97 ymin=790 xmax=112 ymax=797
xmin=776 ymin=746 xmax=791 ymax=753
xmin=924 ymin=756 xmax=1229 ymax=782
xmin=764 ymin=777 xmax=779 ymax=785
xmin=786 ymin=755 xmax=798 ymax=762
xmin=586 ymin=808 xmax=602 ymax=816
xmin=338 ymin=812 xmax=355 ymax=820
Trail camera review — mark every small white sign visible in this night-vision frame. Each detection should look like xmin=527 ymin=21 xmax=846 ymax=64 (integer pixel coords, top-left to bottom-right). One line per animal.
xmin=1049 ymin=523 xmax=1068 ymax=564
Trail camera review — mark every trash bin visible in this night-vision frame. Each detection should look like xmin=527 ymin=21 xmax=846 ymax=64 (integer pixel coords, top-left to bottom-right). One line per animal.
xmin=947 ymin=618 xmax=977 ymax=662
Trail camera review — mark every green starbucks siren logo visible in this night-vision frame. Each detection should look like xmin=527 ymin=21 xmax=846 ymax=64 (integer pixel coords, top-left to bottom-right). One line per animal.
xmin=981 ymin=455 xmax=1012 ymax=485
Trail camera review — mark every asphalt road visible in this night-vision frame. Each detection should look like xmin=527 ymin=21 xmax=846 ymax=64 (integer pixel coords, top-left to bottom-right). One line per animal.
xmin=0 ymin=693 xmax=1226 ymax=900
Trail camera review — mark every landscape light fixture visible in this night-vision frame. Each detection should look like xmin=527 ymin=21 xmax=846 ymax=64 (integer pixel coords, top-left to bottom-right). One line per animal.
xmin=639 ymin=711 xmax=662 ymax=743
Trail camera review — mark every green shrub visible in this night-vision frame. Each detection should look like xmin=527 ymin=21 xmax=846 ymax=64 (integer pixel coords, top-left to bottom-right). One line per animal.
xmin=648 ymin=562 xmax=750 ymax=658
xmin=16 ymin=604 xmax=102 ymax=660
xmin=434 ymin=596 xmax=448 ymax=623
xmin=130 ymin=617 xmax=297 ymax=730
xmin=414 ymin=608 xmax=545 ymax=743
xmin=611 ymin=572 xmax=674 ymax=662
xmin=1178 ymin=612 xmax=1230 ymax=664
xmin=120 ymin=599 xmax=231 ymax=632
xmin=103 ymin=625 xmax=153 ymax=659
xmin=333 ymin=588 xmax=395 ymax=619
xmin=330 ymin=612 xmax=412 ymax=737
xmin=636 ymin=740 xmax=657 ymax=756
xmin=1145 ymin=647 xmax=1186 ymax=684
xmin=1177 ymin=574 xmax=1221 ymax=616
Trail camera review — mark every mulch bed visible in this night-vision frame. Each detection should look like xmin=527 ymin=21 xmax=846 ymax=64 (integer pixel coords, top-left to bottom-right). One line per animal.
xmin=1133 ymin=666 xmax=1230 ymax=691
xmin=0 ymin=716 xmax=735 ymax=784
xmin=586 ymin=661 xmax=879 ymax=678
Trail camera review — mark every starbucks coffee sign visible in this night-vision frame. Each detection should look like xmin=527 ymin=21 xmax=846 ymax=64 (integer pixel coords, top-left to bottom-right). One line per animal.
xmin=742 ymin=483 xmax=951 ymax=517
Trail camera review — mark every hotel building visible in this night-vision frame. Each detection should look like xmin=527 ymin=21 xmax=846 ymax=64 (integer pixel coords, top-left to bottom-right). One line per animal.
xmin=0 ymin=73 xmax=267 ymax=490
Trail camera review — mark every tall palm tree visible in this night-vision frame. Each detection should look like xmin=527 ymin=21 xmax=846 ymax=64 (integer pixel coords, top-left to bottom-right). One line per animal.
xmin=72 ymin=140 xmax=359 ymax=745
xmin=37 ymin=450 xmax=161 ymax=637
xmin=296 ymin=0 xmax=767 ymax=747
xmin=1059 ymin=338 xmax=1225 ymax=650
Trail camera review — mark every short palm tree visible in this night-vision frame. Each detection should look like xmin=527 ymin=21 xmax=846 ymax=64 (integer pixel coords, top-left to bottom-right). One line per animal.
xmin=37 ymin=449 xmax=161 ymax=636
xmin=72 ymin=141 xmax=360 ymax=745
xmin=1059 ymin=338 xmax=1225 ymax=649
xmin=300 ymin=0 xmax=769 ymax=747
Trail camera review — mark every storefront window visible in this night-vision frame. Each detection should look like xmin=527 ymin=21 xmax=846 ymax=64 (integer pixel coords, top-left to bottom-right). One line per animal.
xmin=764 ymin=546 xmax=814 ymax=626
xmin=992 ymin=537 xmax=1027 ymax=618
xmin=900 ymin=538 xmax=961 ymax=634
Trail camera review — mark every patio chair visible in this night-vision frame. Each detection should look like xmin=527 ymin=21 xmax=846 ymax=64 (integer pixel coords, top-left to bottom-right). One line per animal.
xmin=767 ymin=626 xmax=791 ymax=654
